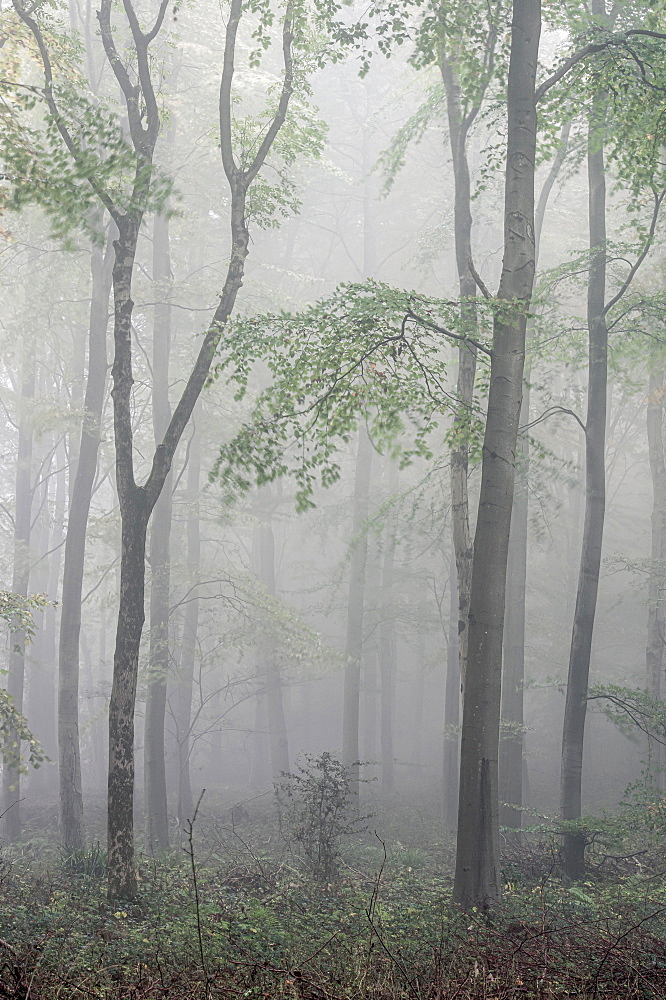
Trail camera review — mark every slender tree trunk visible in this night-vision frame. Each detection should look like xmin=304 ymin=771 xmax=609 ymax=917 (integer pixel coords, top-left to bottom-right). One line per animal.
xmin=2 ymin=358 xmax=35 ymax=841
xmin=443 ymin=561 xmax=460 ymax=830
xmin=453 ymin=0 xmax=540 ymax=909
xmin=379 ymin=513 xmax=396 ymax=793
xmin=258 ymin=521 xmax=290 ymax=778
xmin=560 ymin=94 xmax=608 ymax=881
xmin=440 ymin=50 xmax=477 ymax=692
xmin=103 ymin=0 xmax=294 ymax=900
xmin=362 ymin=643 xmax=379 ymax=764
xmin=175 ymin=422 xmax=200 ymax=825
xmin=499 ymin=120 xmax=571 ymax=840
xmin=144 ymin=210 xmax=173 ymax=853
xmin=646 ymin=368 xmax=666 ymax=788
xmin=58 ymin=223 xmax=112 ymax=851
xmin=30 ymin=445 xmax=66 ymax=794
xmin=499 ymin=433 xmax=527 ymax=842
xmin=342 ymin=428 xmax=373 ymax=801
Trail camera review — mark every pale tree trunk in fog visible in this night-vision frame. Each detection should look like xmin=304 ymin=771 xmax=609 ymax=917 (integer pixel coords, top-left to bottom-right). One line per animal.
xmin=30 ymin=446 xmax=66 ymax=793
xmin=58 ymin=222 xmax=112 ymax=851
xmin=379 ymin=508 xmax=396 ymax=793
xmin=454 ymin=0 xmax=540 ymax=909
xmin=499 ymin=122 xmax=570 ymax=837
xmin=443 ymin=565 xmax=460 ymax=829
xmin=440 ymin=50 xmax=478 ymax=694
xmin=561 ymin=93 xmax=608 ymax=881
xmin=2 ymin=358 xmax=35 ymax=841
xmin=175 ymin=421 xmax=200 ymax=825
xmin=249 ymin=693 xmax=270 ymax=787
xmin=362 ymin=643 xmax=378 ymax=764
xmin=257 ymin=520 xmax=290 ymax=778
xmin=342 ymin=427 xmax=373 ymax=801
xmin=646 ymin=367 xmax=666 ymax=788
xmin=144 ymin=210 xmax=173 ymax=853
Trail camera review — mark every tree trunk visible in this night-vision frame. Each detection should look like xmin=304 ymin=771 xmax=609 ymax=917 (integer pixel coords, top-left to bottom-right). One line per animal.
xmin=144 ymin=210 xmax=173 ymax=853
xmin=103 ymin=0 xmax=293 ymax=900
xmin=175 ymin=421 xmax=201 ymax=825
xmin=440 ymin=50 xmax=477 ymax=693
xmin=646 ymin=367 xmax=666 ymax=788
xmin=560 ymin=93 xmax=608 ymax=881
xmin=2 ymin=358 xmax=35 ymax=842
xmin=499 ymin=119 xmax=571 ymax=840
xmin=379 ymin=513 xmax=396 ymax=793
xmin=453 ymin=0 xmax=540 ymax=910
xmin=29 ymin=444 xmax=66 ymax=795
xmin=258 ymin=521 xmax=290 ymax=779
xmin=342 ymin=428 xmax=373 ymax=801
xmin=443 ymin=562 xmax=460 ymax=831
xmin=58 ymin=222 xmax=112 ymax=851
xmin=499 ymin=431 xmax=527 ymax=842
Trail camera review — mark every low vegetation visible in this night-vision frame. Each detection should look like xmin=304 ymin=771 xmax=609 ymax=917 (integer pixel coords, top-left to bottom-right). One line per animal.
xmin=1 ymin=766 xmax=665 ymax=999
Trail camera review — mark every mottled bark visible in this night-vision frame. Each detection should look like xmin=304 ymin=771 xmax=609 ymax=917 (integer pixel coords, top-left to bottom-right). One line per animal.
xmin=454 ymin=0 xmax=540 ymax=909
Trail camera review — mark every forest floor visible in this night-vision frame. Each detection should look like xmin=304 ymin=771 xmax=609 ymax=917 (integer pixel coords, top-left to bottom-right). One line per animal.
xmin=0 ymin=789 xmax=665 ymax=998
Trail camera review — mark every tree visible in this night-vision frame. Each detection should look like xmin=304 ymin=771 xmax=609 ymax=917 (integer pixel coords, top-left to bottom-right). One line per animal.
xmin=452 ymin=0 xmax=541 ymax=910
xmin=559 ymin=0 xmax=666 ymax=878
xmin=12 ymin=0 xmax=343 ymax=897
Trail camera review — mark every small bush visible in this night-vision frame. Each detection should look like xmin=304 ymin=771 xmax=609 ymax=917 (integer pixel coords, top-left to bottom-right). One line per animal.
xmin=275 ymin=751 xmax=367 ymax=882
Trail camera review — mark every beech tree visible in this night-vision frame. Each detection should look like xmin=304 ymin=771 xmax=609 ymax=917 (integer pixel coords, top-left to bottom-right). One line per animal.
xmin=9 ymin=0 xmax=355 ymax=898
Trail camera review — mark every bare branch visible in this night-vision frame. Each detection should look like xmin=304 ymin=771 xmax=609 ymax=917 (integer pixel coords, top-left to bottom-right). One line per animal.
xmin=405 ymin=307 xmax=493 ymax=358
xmin=521 ymin=405 xmax=587 ymax=435
xmin=467 ymin=257 xmax=491 ymax=300
xmin=602 ymin=187 xmax=666 ymax=318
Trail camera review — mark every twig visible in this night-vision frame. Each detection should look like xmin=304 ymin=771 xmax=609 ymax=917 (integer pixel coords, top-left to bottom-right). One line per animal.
xmin=184 ymin=789 xmax=212 ymax=999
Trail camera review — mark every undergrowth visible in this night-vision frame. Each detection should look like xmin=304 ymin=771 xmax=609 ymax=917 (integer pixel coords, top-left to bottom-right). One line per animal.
xmin=0 ymin=785 xmax=665 ymax=998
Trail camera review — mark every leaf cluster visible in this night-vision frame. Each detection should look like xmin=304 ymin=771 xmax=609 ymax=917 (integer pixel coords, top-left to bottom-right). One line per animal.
xmin=209 ymin=279 xmax=491 ymax=511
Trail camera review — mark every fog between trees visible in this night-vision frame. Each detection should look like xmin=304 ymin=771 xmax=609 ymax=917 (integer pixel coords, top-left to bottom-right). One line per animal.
xmin=1 ymin=0 xmax=666 ymax=933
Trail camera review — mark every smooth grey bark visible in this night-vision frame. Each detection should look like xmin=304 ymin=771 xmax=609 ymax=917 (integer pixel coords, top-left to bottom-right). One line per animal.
xmin=362 ymin=642 xmax=378 ymax=765
xmin=2 ymin=358 xmax=35 ymax=841
xmin=560 ymin=95 xmax=608 ymax=881
xmin=175 ymin=422 xmax=200 ymax=825
xmin=453 ymin=0 xmax=540 ymax=910
xmin=342 ymin=428 xmax=373 ymax=801
xmin=257 ymin=521 xmax=290 ymax=779
xmin=58 ymin=224 xmax=113 ymax=851
xmin=29 ymin=444 xmax=66 ymax=794
xmin=646 ymin=367 xmax=666 ymax=787
xmin=499 ymin=121 xmax=571 ymax=837
xmin=379 ymin=512 xmax=396 ymax=793
xmin=443 ymin=562 xmax=460 ymax=831
xmin=440 ymin=49 xmax=479 ymax=693
xmin=249 ymin=691 xmax=270 ymax=788
xmin=144 ymin=209 xmax=173 ymax=853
